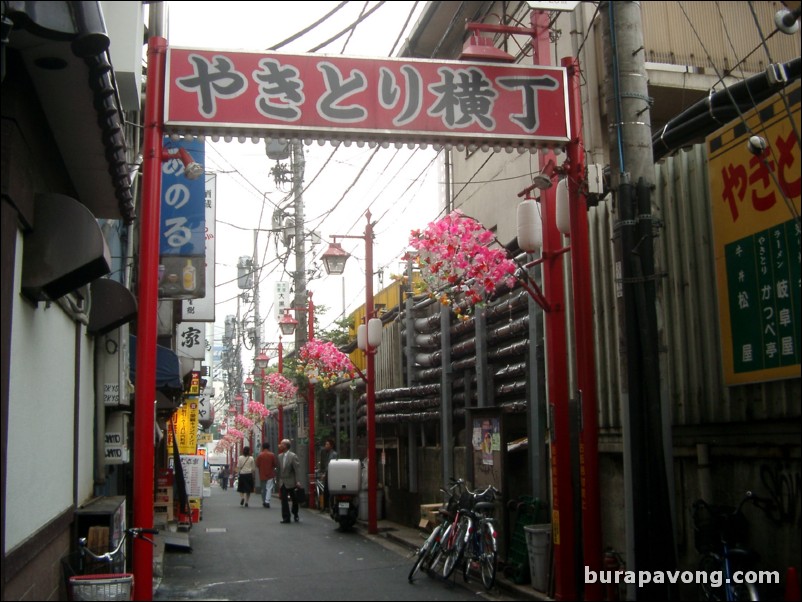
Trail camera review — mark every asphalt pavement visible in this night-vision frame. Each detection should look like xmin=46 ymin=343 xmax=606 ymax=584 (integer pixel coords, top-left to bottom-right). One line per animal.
xmin=152 ymin=483 xmax=550 ymax=601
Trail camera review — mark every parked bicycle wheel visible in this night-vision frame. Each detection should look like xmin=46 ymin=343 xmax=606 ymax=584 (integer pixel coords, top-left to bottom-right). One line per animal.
xmin=430 ymin=523 xmax=452 ymax=572
xmin=479 ymin=522 xmax=498 ymax=590
xmin=442 ymin=517 xmax=469 ymax=579
xmin=697 ymin=553 xmax=758 ymax=601
xmin=408 ymin=524 xmax=443 ymax=583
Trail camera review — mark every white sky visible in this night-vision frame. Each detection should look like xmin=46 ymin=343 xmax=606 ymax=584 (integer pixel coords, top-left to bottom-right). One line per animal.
xmin=164 ymin=2 xmax=442 ymax=362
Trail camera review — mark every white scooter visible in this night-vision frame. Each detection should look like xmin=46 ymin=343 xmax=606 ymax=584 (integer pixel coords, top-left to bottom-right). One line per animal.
xmin=327 ymin=459 xmax=361 ymax=530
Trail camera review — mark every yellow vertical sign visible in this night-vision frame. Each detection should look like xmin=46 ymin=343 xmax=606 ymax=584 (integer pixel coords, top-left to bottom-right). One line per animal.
xmin=167 ymin=400 xmax=199 ymax=455
xmin=706 ymin=81 xmax=801 ymax=385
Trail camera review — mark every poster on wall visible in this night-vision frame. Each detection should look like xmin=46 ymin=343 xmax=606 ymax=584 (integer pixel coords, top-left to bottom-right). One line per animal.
xmin=473 ymin=417 xmax=500 ymax=466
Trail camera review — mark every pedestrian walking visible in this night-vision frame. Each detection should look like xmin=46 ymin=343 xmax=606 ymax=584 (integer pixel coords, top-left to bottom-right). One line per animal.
xmin=236 ymin=446 xmax=256 ymax=507
xmin=255 ymin=441 xmax=278 ymax=508
xmin=219 ymin=465 xmax=229 ymax=490
xmin=277 ymin=439 xmax=301 ymax=523
xmin=319 ymin=438 xmax=338 ymax=511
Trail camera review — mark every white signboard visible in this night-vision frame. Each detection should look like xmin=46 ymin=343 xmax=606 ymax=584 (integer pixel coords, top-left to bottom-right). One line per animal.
xmin=182 ymin=174 xmax=216 ymax=321
xmin=179 ymin=454 xmax=204 ymax=498
xmin=197 ymin=394 xmax=211 ymax=424
xmin=526 ymin=1 xmax=579 ymax=10
xmin=175 ymin=322 xmax=206 ymax=359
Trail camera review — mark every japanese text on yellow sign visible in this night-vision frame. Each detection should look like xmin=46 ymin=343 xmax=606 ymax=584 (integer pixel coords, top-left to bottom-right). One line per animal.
xmin=167 ymin=399 xmax=199 ymax=455
xmin=706 ymin=81 xmax=800 ymax=385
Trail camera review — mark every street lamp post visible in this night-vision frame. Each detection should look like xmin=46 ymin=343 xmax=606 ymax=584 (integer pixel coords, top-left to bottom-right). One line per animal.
xmin=255 ymin=351 xmax=270 ymax=442
xmin=278 ymin=292 xmax=316 ymax=505
xmin=275 ymin=337 xmax=285 ymax=439
xmin=321 ymin=210 xmax=381 ymax=535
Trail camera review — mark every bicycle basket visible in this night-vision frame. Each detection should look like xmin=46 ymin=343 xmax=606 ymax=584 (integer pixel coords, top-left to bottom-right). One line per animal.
xmin=68 ymin=574 xmax=133 ymax=601
xmin=459 ymin=490 xmax=475 ymax=510
xmin=692 ymin=502 xmax=748 ymax=552
xmin=445 ymin=495 xmax=459 ymax=518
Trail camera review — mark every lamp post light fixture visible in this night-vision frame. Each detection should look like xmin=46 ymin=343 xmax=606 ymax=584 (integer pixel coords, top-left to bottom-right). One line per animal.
xmin=320 ymin=209 xmax=381 ymax=535
xmin=277 ymin=292 xmax=316 ymax=505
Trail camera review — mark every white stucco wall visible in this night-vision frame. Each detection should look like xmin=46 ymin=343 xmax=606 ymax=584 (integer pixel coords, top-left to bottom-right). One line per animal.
xmin=5 ymin=231 xmax=97 ymax=552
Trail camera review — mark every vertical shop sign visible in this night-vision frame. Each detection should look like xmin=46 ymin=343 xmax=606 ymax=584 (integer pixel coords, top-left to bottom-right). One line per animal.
xmin=159 ymin=137 xmax=206 ymax=299
xmin=167 ymin=399 xmax=199 ymax=455
xmin=182 ymin=174 xmax=216 ymax=320
xmin=707 ymin=81 xmax=800 ymax=385
xmin=176 ymin=321 xmax=206 ymax=359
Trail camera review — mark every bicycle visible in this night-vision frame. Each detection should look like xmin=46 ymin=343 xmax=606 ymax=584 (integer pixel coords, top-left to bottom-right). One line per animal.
xmin=408 ymin=478 xmax=464 ymax=583
xmin=436 ymin=482 xmax=500 ymax=585
xmin=692 ymin=491 xmax=771 ymax=602
xmin=62 ymin=527 xmax=158 ymax=601
xmin=460 ymin=484 xmax=500 ymax=590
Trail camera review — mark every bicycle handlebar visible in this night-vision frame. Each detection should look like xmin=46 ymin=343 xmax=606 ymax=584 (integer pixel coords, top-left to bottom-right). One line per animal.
xmin=78 ymin=527 xmax=159 ymax=563
xmin=694 ymin=491 xmax=770 ymax=511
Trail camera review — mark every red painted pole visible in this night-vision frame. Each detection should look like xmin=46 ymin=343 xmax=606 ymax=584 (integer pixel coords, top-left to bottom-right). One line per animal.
xmin=364 ymin=211 xmax=377 ymax=535
xmin=278 ymin=338 xmax=284 ymax=440
xmin=532 ymin=10 xmax=576 ymax=600
xmin=133 ymin=35 xmax=166 ymax=602
xmin=564 ymin=55 xmax=604 ymax=601
xmin=261 ymin=366 xmax=267 ymax=442
xmin=542 ymin=174 xmax=576 ymax=600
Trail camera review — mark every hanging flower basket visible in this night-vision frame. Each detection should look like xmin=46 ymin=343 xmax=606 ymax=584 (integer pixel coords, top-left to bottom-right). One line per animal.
xmin=234 ymin=414 xmax=254 ymax=432
xmin=266 ymin=373 xmax=298 ymax=404
xmin=297 ymin=339 xmax=355 ymax=389
xmin=404 ymin=210 xmax=518 ymax=320
xmin=245 ymin=401 xmax=270 ymax=425
xmin=227 ymin=427 xmax=246 ymax=442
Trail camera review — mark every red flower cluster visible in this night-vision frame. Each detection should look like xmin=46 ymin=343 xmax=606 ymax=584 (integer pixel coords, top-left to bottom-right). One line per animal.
xmin=404 ymin=211 xmax=518 ymax=319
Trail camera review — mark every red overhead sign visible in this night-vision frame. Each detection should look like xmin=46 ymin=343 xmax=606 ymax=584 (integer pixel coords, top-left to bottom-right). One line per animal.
xmin=165 ymin=48 xmax=570 ymax=148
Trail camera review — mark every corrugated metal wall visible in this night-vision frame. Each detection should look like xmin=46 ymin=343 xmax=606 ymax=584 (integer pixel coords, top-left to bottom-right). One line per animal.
xmin=641 ymin=1 xmax=800 ymax=74
xmin=588 ymin=144 xmax=800 ymax=430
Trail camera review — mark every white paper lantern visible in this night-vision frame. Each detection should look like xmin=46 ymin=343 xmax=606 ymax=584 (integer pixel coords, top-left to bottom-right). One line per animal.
xmin=556 ymin=179 xmax=571 ymax=236
xmin=517 ymin=199 xmax=542 ymax=252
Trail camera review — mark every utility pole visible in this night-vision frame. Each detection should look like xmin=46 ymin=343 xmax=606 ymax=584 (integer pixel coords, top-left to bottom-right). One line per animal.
xmin=290 ymin=139 xmax=315 ymax=482
xmin=253 ymin=230 xmax=261 ymax=362
xmin=292 ymin=140 xmax=308 ymax=349
xmin=600 ymin=3 xmax=677 ymax=599
xmin=253 ymin=229 xmax=262 ymax=449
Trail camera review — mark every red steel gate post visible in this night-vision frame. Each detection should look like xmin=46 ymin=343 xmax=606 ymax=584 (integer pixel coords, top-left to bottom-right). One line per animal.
xmin=564 ymin=55 xmax=603 ymax=601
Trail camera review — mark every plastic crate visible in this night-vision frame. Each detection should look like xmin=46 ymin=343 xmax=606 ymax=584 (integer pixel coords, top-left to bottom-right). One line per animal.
xmin=505 ymin=497 xmax=548 ymax=584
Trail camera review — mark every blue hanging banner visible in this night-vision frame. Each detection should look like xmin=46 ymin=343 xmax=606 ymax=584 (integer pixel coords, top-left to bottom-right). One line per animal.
xmin=159 ymin=137 xmax=206 ymax=299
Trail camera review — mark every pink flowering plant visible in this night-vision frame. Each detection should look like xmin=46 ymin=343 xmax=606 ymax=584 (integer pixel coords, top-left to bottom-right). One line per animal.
xmin=213 ymin=428 xmax=245 ymax=454
xmin=297 ymin=339 xmax=355 ymax=389
xmin=245 ymin=401 xmax=270 ymax=425
xmin=233 ymin=415 xmax=254 ymax=432
xmin=404 ymin=211 xmax=518 ymax=320
xmin=265 ymin=373 xmax=298 ymax=404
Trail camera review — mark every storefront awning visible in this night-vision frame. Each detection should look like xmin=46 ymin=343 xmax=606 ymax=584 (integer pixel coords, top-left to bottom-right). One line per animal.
xmin=129 ymin=335 xmax=182 ymax=391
